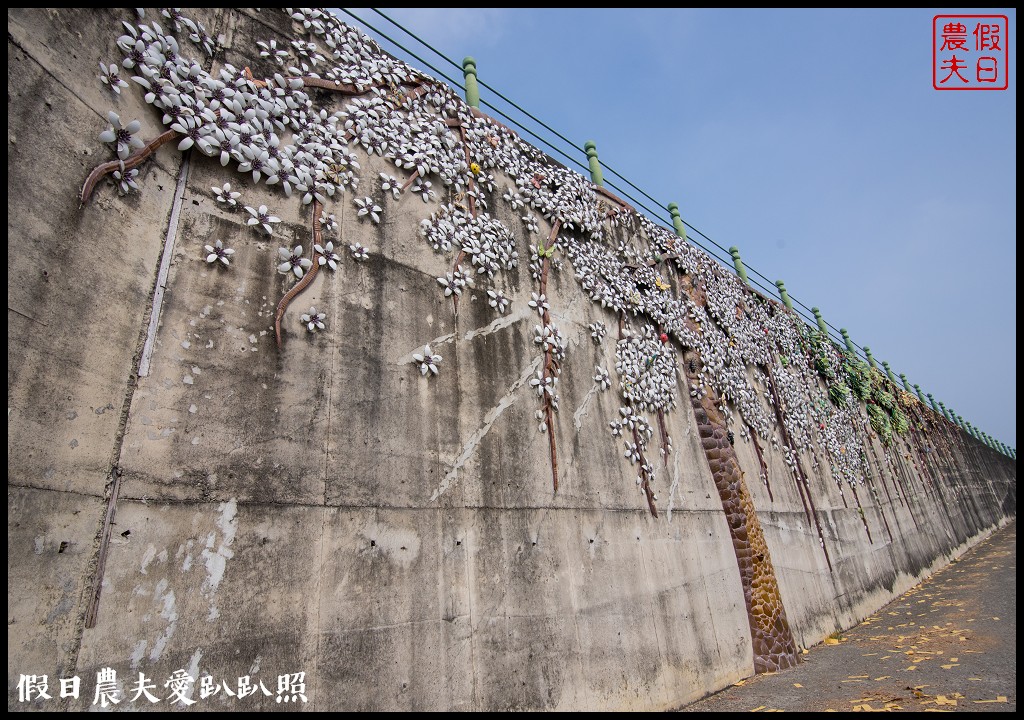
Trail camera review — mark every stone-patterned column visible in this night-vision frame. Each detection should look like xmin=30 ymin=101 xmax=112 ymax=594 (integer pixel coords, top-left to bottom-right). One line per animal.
xmin=685 ymin=352 xmax=800 ymax=673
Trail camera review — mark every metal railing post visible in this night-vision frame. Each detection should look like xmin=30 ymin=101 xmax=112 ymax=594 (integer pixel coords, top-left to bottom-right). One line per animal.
xmin=462 ymin=57 xmax=480 ymax=108
xmin=584 ymin=140 xmax=604 ymax=186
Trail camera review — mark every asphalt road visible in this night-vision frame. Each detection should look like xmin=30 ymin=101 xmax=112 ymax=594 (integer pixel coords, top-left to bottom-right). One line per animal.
xmin=680 ymin=520 xmax=1016 ymax=712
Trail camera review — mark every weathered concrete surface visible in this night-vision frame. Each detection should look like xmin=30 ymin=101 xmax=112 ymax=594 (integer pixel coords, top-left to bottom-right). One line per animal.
xmin=7 ymin=7 xmax=1015 ymax=711
xmin=8 ymin=7 xmax=185 ymax=708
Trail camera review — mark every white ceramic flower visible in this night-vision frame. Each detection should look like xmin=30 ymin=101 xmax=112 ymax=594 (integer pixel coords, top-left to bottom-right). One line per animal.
xmin=413 ymin=345 xmax=442 ymax=376
xmin=300 ymin=307 xmax=326 ymax=332
xmin=98 ymin=111 xmax=144 ymax=160
xmin=204 ymin=239 xmax=234 ymax=266
xmin=277 ymin=245 xmax=312 ymax=279
xmin=245 ymin=205 xmax=281 ymax=235
xmin=212 ymin=183 xmax=240 ymax=207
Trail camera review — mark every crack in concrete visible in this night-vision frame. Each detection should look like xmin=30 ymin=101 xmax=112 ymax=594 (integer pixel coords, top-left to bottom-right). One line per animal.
xmin=666 ymin=430 xmax=686 ymax=523
xmin=430 ymin=356 xmax=542 ymax=502
xmin=569 ymin=380 xmax=598 ymax=430
xmin=462 ymin=309 xmax=528 ymax=342
xmin=395 ymin=310 xmax=530 ymax=366
xmin=572 ymin=383 xmax=600 ymax=432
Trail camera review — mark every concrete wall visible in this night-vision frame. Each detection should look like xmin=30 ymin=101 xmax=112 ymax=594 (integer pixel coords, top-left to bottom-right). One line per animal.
xmin=8 ymin=7 xmax=1015 ymax=711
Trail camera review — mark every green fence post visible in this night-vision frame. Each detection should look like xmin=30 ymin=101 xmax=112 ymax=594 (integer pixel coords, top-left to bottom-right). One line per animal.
xmin=913 ymin=384 xmax=926 ymax=403
xmin=863 ymin=346 xmax=877 ymax=369
xmin=667 ymin=202 xmax=688 ymax=242
xmin=775 ymin=281 xmax=794 ymax=311
xmin=881 ymin=361 xmax=898 ymax=385
xmin=462 ymin=57 xmax=480 ymax=109
xmin=840 ymin=328 xmax=857 ymax=355
xmin=584 ymin=141 xmax=604 ymax=186
xmin=927 ymin=393 xmax=940 ymax=414
xmin=899 ymin=373 xmax=913 ymax=394
xmin=811 ymin=307 xmax=829 ymax=337
xmin=938 ymin=402 xmax=953 ymax=422
xmin=728 ymin=246 xmax=750 ymax=286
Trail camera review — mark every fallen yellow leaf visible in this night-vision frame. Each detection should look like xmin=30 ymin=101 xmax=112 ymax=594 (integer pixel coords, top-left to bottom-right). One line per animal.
xmin=793 ymin=683 xmax=803 ymax=688
xmin=825 ymin=638 xmax=839 ymax=645
xmin=906 ymin=666 xmax=918 ymax=671
xmin=949 ymin=658 xmax=958 ymax=662
xmin=751 ymin=705 xmax=766 ymax=712
xmin=873 ymin=676 xmax=890 ymax=681
xmin=973 ymin=697 xmax=1008 ymax=704
xmin=935 ymin=696 xmax=957 ymax=706
xmin=940 ymin=664 xmax=959 ymax=670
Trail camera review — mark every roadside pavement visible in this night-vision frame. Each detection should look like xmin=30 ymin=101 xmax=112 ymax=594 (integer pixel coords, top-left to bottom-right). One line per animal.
xmin=680 ymin=520 xmax=1016 ymax=712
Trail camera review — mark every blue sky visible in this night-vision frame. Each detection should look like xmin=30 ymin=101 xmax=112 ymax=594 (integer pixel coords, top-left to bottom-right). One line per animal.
xmin=342 ymin=8 xmax=1016 ymax=450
